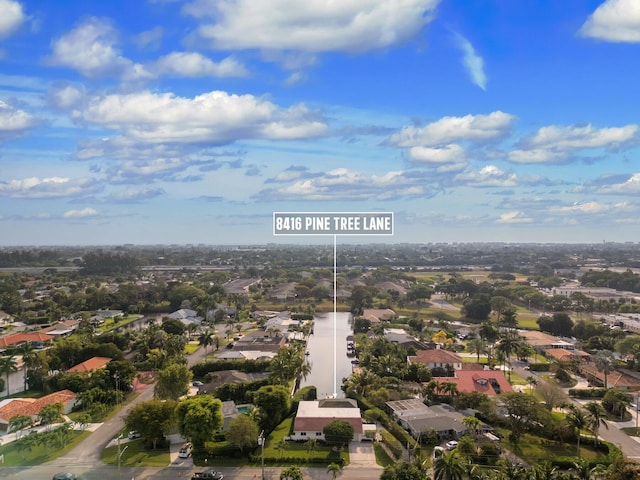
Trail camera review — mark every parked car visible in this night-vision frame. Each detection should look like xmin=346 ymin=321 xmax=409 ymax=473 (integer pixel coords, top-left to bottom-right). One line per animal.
xmin=192 ymin=381 xmax=203 ymax=386
xmin=445 ymin=440 xmax=458 ymax=450
xmin=191 ymin=470 xmax=223 ymax=480
xmin=178 ymin=442 xmax=193 ymax=458
xmin=52 ymin=473 xmax=78 ymax=480
xmin=128 ymin=430 xmax=141 ymax=439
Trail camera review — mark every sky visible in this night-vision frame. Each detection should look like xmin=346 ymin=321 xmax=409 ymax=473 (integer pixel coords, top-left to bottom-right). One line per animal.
xmin=1 ymin=0 xmax=640 ymax=246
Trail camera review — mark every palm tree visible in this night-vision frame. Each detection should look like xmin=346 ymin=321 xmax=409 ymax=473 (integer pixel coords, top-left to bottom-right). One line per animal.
xmin=593 ymin=350 xmax=615 ymax=389
xmin=584 ymin=401 xmax=609 ymax=446
xmin=326 ymin=462 xmax=342 ymax=479
xmin=16 ymin=343 xmax=38 ymax=393
xmin=198 ymin=330 xmax=214 ymax=353
xmin=0 ymin=356 xmax=18 ymax=398
xmin=566 ymin=405 xmax=588 ymax=457
xmin=462 ymin=416 xmax=481 ymax=440
xmin=570 ymin=458 xmax=606 ymax=480
xmin=496 ymin=330 xmax=522 ymax=381
xmin=468 ymin=338 xmax=487 ymax=363
xmin=306 ymin=438 xmax=317 ymax=457
xmin=433 ymin=450 xmax=465 ymax=480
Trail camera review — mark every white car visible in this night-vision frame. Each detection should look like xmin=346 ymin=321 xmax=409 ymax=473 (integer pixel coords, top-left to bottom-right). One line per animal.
xmin=127 ymin=430 xmax=141 ymax=440
xmin=178 ymin=442 xmax=193 ymax=458
xmin=445 ymin=440 xmax=458 ymax=450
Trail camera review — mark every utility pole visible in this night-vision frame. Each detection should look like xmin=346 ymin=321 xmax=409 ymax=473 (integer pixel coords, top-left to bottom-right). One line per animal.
xmin=258 ymin=430 xmax=265 ymax=480
xmin=117 ymin=434 xmax=128 ymax=476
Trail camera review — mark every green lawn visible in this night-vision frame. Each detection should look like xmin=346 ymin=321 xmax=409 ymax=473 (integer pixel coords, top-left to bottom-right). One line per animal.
xmin=373 ymin=443 xmax=394 ymax=467
xmin=517 ymin=315 xmax=540 ymax=330
xmin=0 ymin=430 xmax=91 ymax=466
xmin=185 ymin=342 xmax=200 ymax=354
xmin=101 ymin=438 xmax=170 ymax=467
xmin=97 ymin=314 xmax=144 ymax=332
xmin=496 ymin=429 xmax=607 ymax=464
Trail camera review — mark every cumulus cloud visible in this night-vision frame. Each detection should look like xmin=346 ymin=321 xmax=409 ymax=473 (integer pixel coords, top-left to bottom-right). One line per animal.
xmin=453 ymin=32 xmax=487 ymax=90
xmin=258 ymin=166 xmax=441 ymax=201
xmin=134 ymin=26 xmax=164 ymax=50
xmin=509 ymin=123 xmax=638 ymax=164
xmin=497 ymin=211 xmax=533 ymax=224
xmin=594 ymin=173 xmax=640 ymax=195
xmin=107 ymin=187 xmax=165 ymax=203
xmin=579 ymin=0 xmax=640 ymax=42
xmin=0 ymin=100 xmax=37 ymax=138
xmin=150 ymin=52 xmax=248 ymax=77
xmin=387 ymin=111 xmax=515 ymax=148
xmin=550 ymin=200 xmax=631 ymax=215
xmin=71 ymin=90 xmax=329 ymax=144
xmin=183 ymin=0 xmax=440 ymax=53
xmin=0 ymin=0 xmax=25 ymax=39
xmin=408 ymin=144 xmax=465 ymax=164
xmin=0 ymin=177 xmax=101 ymax=198
xmin=454 ymin=165 xmax=519 ymax=188
xmin=63 ymin=207 xmax=98 ymax=218
xmin=47 ymin=17 xmax=149 ymax=80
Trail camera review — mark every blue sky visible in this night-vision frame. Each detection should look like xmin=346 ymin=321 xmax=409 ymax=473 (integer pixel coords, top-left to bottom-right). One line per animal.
xmin=1 ymin=0 xmax=640 ymax=246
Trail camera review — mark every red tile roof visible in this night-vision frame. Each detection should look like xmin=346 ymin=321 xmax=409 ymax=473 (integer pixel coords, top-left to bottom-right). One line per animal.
xmin=434 ymin=370 xmax=513 ymax=396
xmin=0 ymin=332 xmax=54 ymax=348
xmin=66 ymin=356 xmax=111 ymax=373
xmin=0 ymin=389 xmax=77 ymax=423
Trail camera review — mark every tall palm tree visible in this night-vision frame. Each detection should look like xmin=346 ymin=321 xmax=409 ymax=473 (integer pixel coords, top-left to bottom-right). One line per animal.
xmin=593 ymin=350 xmax=615 ymax=389
xmin=198 ymin=330 xmax=214 ymax=353
xmin=584 ymin=401 xmax=609 ymax=446
xmin=566 ymin=405 xmax=588 ymax=457
xmin=16 ymin=343 xmax=38 ymax=393
xmin=433 ymin=450 xmax=465 ymax=480
xmin=468 ymin=337 xmax=487 ymax=363
xmin=496 ymin=330 xmax=522 ymax=381
xmin=0 ymin=356 xmax=18 ymax=398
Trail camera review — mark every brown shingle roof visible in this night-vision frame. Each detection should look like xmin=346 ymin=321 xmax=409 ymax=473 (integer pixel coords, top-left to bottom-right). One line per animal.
xmin=409 ymin=349 xmax=462 ymax=365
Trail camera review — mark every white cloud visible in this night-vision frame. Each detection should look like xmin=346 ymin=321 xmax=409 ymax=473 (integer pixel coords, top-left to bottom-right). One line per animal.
xmin=258 ymin=166 xmax=440 ymax=201
xmin=48 ymin=17 xmax=149 ymax=80
xmin=454 ymin=165 xmax=518 ymax=187
xmin=408 ymin=144 xmax=465 ymax=164
xmin=184 ymin=0 xmax=440 ymax=53
xmin=388 ymin=111 xmax=515 ymax=147
xmin=0 ymin=0 xmax=25 ymax=39
xmin=134 ymin=26 xmax=163 ymax=50
xmin=151 ymin=52 xmax=248 ymax=78
xmin=47 ymin=85 xmax=86 ymax=111
xmin=596 ymin=173 xmax=640 ymax=194
xmin=0 ymin=177 xmax=101 ymax=198
xmin=550 ymin=201 xmax=627 ymax=215
xmin=507 ymin=149 xmax=567 ymax=164
xmin=0 ymin=100 xmax=37 ymax=137
xmin=497 ymin=211 xmax=533 ymax=224
xmin=524 ymin=123 xmax=637 ymax=150
xmin=63 ymin=208 xmax=98 ymax=218
xmin=73 ymin=90 xmax=329 ymax=144
xmin=579 ymin=0 xmax=640 ymax=43
xmin=453 ymin=33 xmax=487 ymax=90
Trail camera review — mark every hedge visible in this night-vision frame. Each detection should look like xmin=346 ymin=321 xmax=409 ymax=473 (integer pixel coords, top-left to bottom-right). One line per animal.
xmin=191 ymin=359 xmax=272 ymax=377
xmin=568 ymin=388 xmax=607 ymax=398
xmin=527 ymin=363 xmax=550 ymax=372
xmin=380 ymin=430 xmax=403 ymax=459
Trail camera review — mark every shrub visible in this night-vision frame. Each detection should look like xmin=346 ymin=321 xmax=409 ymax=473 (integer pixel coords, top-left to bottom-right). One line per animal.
xmin=380 ymin=430 xmax=403 ymax=459
xmin=568 ymin=388 xmax=607 ymax=398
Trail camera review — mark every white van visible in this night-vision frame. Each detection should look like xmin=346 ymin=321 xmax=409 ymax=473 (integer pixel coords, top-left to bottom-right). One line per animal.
xmin=178 ymin=442 xmax=193 ymax=458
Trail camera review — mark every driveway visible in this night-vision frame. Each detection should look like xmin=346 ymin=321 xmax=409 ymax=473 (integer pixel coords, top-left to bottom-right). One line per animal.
xmin=347 ymin=441 xmax=379 ymax=468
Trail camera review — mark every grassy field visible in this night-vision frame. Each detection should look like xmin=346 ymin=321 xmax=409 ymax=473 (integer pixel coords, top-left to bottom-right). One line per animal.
xmin=373 ymin=443 xmax=394 ymax=467
xmin=101 ymin=438 xmax=170 ymax=467
xmin=496 ymin=429 xmax=607 ymax=464
xmin=185 ymin=342 xmax=200 ymax=354
xmin=0 ymin=430 xmax=92 ymax=466
xmin=97 ymin=314 xmax=144 ymax=332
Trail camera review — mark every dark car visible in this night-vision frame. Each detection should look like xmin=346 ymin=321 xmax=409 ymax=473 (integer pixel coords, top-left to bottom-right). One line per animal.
xmin=53 ymin=473 xmax=78 ymax=480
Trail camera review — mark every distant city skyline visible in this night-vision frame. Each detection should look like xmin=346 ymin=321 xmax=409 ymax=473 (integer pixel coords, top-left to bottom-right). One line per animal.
xmin=1 ymin=0 xmax=640 ymax=246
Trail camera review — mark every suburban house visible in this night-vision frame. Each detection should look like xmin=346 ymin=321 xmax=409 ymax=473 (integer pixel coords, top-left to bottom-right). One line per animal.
xmin=383 ymin=328 xmax=431 ymax=350
xmin=291 ymin=399 xmax=365 ymax=442
xmin=232 ymin=331 xmax=286 ymax=352
xmin=519 ymin=330 xmax=577 ymax=353
xmin=223 ymin=278 xmax=260 ymax=296
xmin=386 ymin=399 xmax=483 ymax=441
xmin=196 ymin=370 xmax=270 ymax=396
xmin=39 ymin=319 xmax=80 ymax=338
xmin=0 ymin=332 xmax=54 ymax=350
xmin=361 ymin=309 xmax=396 ymax=324
xmin=578 ymin=365 xmax=640 ymax=391
xmin=216 ymin=350 xmax=277 ymax=361
xmin=408 ymin=348 xmax=463 ymax=371
xmin=0 ymin=389 xmax=77 ymax=435
xmin=434 ymin=370 xmax=513 ymax=396
xmin=544 ymin=348 xmax=591 ymax=363
xmin=168 ymin=308 xmax=203 ymax=325
xmin=66 ymin=356 xmax=112 ymax=374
